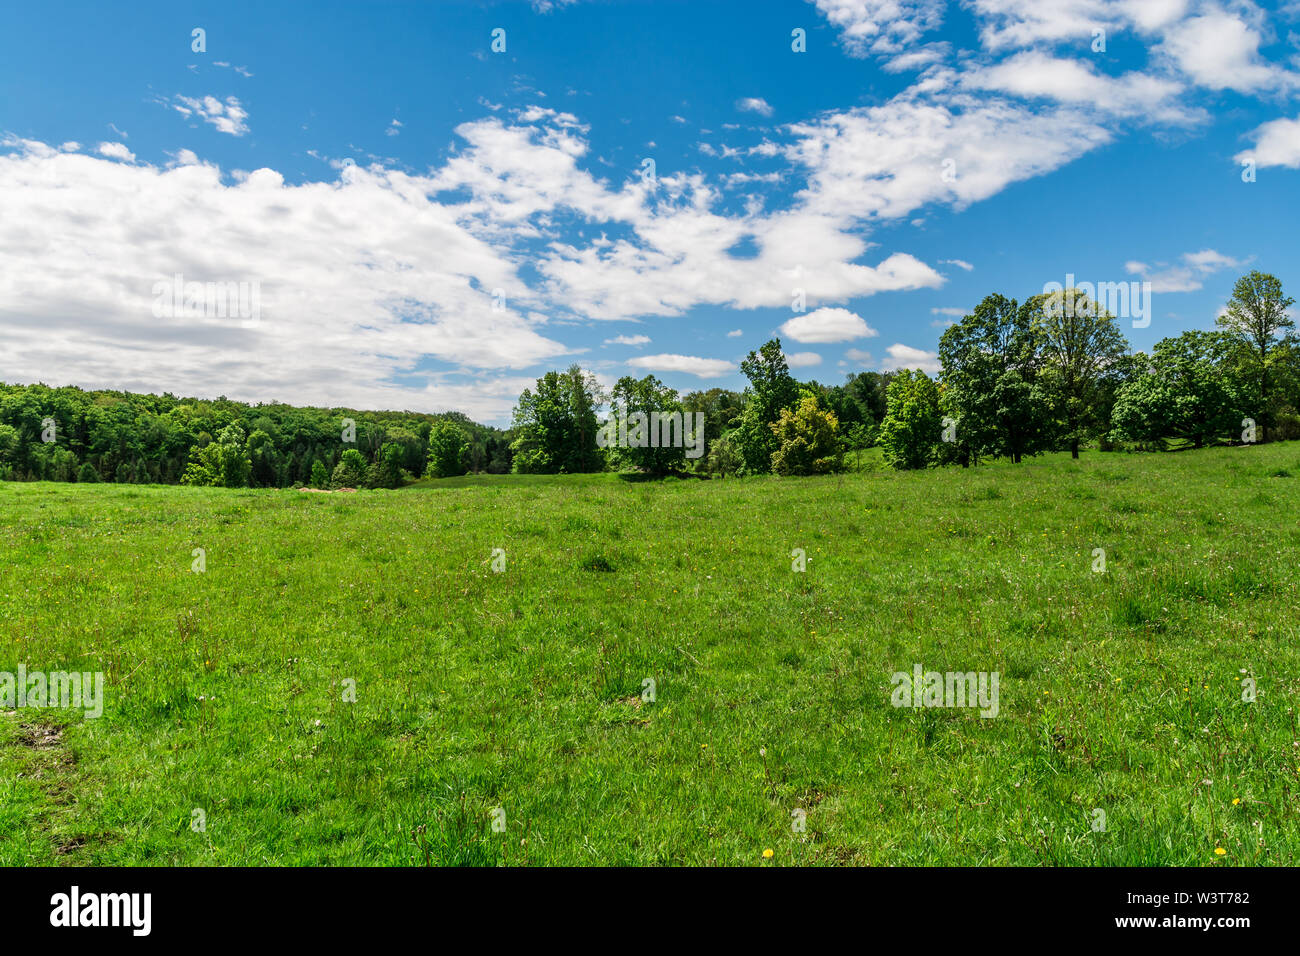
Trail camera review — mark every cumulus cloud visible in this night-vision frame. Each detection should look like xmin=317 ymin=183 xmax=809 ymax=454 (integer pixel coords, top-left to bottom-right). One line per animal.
xmin=784 ymin=351 xmax=823 ymax=368
xmin=96 ymin=141 xmax=135 ymax=162
xmin=779 ymin=307 xmax=877 ymax=343
xmin=1124 ymin=248 xmax=1243 ymax=293
xmin=0 ymin=138 xmax=568 ymax=422
xmin=604 ymin=334 xmax=651 ymax=346
xmin=880 ymin=343 xmax=940 ymax=373
xmin=736 ymin=97 xmax=774 ymax=117
xmin=962 ymin=51 xmax=1196 ymax=124
xmin=1237 ymin=115 xmax=1300 ymax=168
xmin=626 ymin=353 xmax=733 ymax=378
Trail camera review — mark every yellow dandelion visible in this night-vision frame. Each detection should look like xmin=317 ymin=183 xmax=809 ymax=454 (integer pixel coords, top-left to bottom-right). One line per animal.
xmin=762 ymin=848 xmax=774 ymax=859
xmin=1232 ymin=798 xmax=1240 ymax=805
xmin=1214 ymin=847 xmax=1226 ymax=856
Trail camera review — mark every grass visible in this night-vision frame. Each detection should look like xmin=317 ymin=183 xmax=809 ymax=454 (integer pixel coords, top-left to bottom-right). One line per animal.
xmin=2 ymin=444 xmax=1299 ymax=866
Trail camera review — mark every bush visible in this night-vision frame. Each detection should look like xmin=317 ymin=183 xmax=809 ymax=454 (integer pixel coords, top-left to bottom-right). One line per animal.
xmin=331 ymin=449 xmax=368 ymax=488
xmin=770 ymin=396 xmax=843 ymax=475
xmin=427 ymin=423 xmax=470 ymax=478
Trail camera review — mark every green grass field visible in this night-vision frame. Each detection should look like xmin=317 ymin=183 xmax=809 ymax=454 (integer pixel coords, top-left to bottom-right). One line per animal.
xmin=2 ymin=444 xmax=1299 ymax=866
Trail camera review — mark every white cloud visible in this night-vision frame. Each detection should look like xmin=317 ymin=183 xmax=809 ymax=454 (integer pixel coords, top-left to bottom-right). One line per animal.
xmin=604 ymin=334 xmax=651 ymax=346
xmin=940 ymin=258 xmax=973 ymax=271
xmin=96 ymin=142 xmax=135 ymax=162
xmin=844 ymin=347 xmax=873 ymax=363
xmin=626 ymin=353 xmax=733 ymax=378
xmin=931 ymin=306 xmax=965 ymax=316
xmin=1158 ymin=8 xmax=1293 ymax=94
xmin=784 ymin=92 xmax=1115 ymax=225
xmin=779 ymin=306 xmax=877 ymax=343
xmin=812 ymin=0 xmax=945 ymax=58
xmin=1237 ymin=115 xmax=1300 ymax=168
xmin=1124 ymin=248 xmax=1243 ymax=293
xmin=962 ymin=51 xmax=1195 ymax=123
xmin=736 ymin=97 xmax=774 ymax=117
xmin=726 ymin=328 xmax=744 ymax=337
xmin=0 ymin=138 xmax=569 ymax=423
xmin=784 ymin=350 xmax=823 ymax=368
xmin=170 ymin=95 xmax=250 ymax=136
xmin=880 ymin=343 xmax=940 ymax=373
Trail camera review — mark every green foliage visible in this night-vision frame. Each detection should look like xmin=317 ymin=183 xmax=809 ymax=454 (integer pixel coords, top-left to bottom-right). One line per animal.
xmin=735 ymin=338 xmax=799 ymax=474
xmin=310 ymin=459 xmax=329 ymax=488
xmin=769 ymin=395 xmax=843 ymax=475
xmin=331 ymin=448 xmax=368 ymax=488
xmin=426 ymin=422 xmax=470 ymax=479
xmin=705 ymin=430 xmax=742 ymax=477
xmin=76 ymin=462 xmax=100 ymax=483
xmin=939 ymin=293 xmax=1051 ymax=464
xmin=1111 ymin=331 xmax=1244 ymax=448
xmin=510 ymin=365 xmax=604 ymax=474
xmin=602 ymin=375 xmax=688 ymax=476
xmin=1217 ymin=270 xmax=1295 ymax=437
xmin=181 ymin=424 xmax=251 ymax=488
xmin=1022 ymin=289 xmax=1131 ymax=458
xmin=0 ymin=382 xmax=513 ymax=487
xmin=366 ymin=441 xmax=408 ymax=489
xmin=879 ymin=369 xmax=942 ymax=470
xmin=680 ymin=387 xmax=745 ymax=470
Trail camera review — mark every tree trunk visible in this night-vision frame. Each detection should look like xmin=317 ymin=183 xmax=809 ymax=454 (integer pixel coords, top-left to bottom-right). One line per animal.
xmin=1071 ymin=439 xmax=1079 ymax=459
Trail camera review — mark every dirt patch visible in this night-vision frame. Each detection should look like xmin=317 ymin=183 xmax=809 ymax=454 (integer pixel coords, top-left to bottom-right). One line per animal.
xmin=16 ymin=721 xmax=64 ymax=750
xmin=55 ymin=835 xmax=88 ymax=855
xmin=299 ymin=487 xmax=357 ymax=494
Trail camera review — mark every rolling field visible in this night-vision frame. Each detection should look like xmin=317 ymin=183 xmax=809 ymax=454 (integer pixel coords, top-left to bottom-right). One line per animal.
xmin=2 ymin=444 xmax=1299 ymax=866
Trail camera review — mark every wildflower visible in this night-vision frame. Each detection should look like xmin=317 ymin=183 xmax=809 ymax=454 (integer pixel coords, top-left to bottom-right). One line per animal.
xmin=762 ymin=849 xmax=773 ymax=859
xmin=1214 ymin=847 xmax=1226 ymax=856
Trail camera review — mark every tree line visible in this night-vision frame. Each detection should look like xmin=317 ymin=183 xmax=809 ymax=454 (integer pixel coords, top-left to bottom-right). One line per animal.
xmin=881 ymin=270 xmax=1295 ymax=469
xmin=1 ymin=270 xmax=1291 ymax=487
xmin=505 ymin=270 xmax=1296 ymax=476
xmin=0 ymin=386 xmax=513 ymax=488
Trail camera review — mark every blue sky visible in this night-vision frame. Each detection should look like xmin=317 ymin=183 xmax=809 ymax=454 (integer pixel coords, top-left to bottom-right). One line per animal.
xmin=2 ymin=0 xmax=1299 ymax=423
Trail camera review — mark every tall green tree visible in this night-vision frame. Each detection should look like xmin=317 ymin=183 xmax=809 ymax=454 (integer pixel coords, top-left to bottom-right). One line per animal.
xmin=1023 ymin=288 xmax=1130 ymax=458
xmin=603 ymin=375 xmax=689 ymax=476
xmin=426 ymin=422 xmax=469 ymax=478
xmin=939 ymin=293 xmax=1051 ymax=464
xmin=1111 ymin=331 xmax=1244 ymax=448
xmin=735 ymin=338 xmax=799 ymax=474
xmin=879 ymin=369 xmax=942 ymax=470
xmin=1217 ymin=270 xmax=1295 ymax=440
xmin=510 ymin=365 xmax=604 ymax=474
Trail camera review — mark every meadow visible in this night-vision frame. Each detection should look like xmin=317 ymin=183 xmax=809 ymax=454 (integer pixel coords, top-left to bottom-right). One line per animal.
xmin=2 ymin=443 xmax=1299 ymax=866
